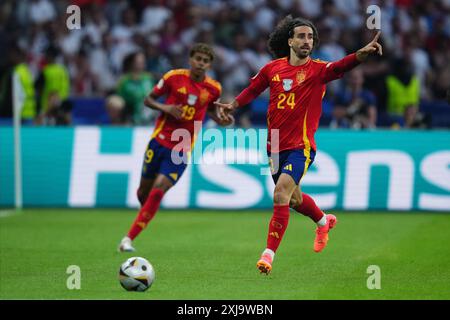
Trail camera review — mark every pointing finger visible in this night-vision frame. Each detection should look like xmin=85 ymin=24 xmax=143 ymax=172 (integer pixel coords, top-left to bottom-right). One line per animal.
xmin=372 ymin=31 xmax=381 ymax=43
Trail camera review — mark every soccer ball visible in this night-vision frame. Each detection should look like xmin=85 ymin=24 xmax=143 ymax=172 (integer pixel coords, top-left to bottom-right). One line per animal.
xmin=119 ymin=257 xmax=155 ymax=292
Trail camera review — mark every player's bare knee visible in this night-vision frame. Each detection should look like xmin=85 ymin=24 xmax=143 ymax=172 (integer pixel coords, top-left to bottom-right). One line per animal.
xmin=273 ymin=187 xmax=290 ymax=205
xmin=153 ymin=180 xmax=171 ymax=193
xmin=153 ymin=184 xmax=169 ymax=193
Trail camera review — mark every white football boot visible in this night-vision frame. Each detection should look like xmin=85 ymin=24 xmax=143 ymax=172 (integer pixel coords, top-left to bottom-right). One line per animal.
xmin=118 ymin=236 xmax=136 ymax=252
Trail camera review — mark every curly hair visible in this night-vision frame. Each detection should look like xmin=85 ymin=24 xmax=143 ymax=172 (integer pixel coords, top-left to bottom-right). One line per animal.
xmin=268 ymin=15 xmax=320 ymax=59
xmin=189 ymin=43 xmax=215 ymax=62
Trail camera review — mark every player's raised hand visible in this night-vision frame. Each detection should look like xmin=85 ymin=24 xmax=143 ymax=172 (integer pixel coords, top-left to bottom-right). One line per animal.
xmin=166 ymin=104 xmax=184 ymax=120
xmin=356 ymin=31 xmax=383 ymax=62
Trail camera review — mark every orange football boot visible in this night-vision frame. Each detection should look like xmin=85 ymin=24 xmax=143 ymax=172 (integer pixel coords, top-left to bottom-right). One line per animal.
xmin=256 ymin=253 xmax=273 ymax=275
xmin=314 ymin=214 xmax=337 ymax=253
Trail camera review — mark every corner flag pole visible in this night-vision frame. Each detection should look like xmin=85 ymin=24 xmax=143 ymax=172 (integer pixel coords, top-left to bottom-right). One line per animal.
xmin=12 ymin=71 xmax=24 ymax=209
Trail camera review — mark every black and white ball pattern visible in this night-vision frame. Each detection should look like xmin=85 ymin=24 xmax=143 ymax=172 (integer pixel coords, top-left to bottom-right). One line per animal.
xmin=119 ymin=257 xmax=155 ymax=292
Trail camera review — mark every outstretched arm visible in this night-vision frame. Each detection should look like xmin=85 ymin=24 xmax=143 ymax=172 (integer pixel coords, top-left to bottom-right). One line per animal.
xmin=322 ymin=31 xmax=383 ymax=83
xmin=214 ymin=64 xmax=270 ymax=114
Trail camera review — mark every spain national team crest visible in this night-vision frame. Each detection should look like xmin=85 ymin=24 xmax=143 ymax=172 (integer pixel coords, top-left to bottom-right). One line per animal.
xmin=296 ymin=70 xmax=306 ymax=85
xmin=187 ymin=94 xmax=197 ymax=106
xmin=199 ymin=89 xmax=209 ymax=105
xmin=282 ymin=79 xmax=293 ymax=91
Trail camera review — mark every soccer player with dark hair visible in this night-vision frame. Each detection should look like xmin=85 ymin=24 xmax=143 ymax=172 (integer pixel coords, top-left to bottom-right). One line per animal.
xmin=215 ymin=16 xmax=383 ymax=274
xmin=118 ymin=43 xmax=233 ymax=252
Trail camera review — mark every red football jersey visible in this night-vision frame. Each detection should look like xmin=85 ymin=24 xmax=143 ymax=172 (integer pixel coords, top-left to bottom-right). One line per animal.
xmin=236 ymin=53 xmax=359 ymax=153
xmin=151 ymin=69 xmax=222 ymax=151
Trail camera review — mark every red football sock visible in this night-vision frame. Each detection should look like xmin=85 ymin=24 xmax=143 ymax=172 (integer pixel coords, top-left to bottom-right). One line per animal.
xmin=127 ymin=188 xmax=165 ymax=240
xmin=293 ymin=193 xmax=324 ymax=223
xmin=266 ymin=204 xmax=290 ymax=253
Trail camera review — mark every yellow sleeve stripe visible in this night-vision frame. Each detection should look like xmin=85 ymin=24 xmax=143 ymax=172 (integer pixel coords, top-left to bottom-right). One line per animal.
xmin=313 ymin=59 xmax=328 ymax=64
xmin=205 ymin=77 xmax=222 ymax=93
xmin=163 ymin=69 xmax=190 ymax=80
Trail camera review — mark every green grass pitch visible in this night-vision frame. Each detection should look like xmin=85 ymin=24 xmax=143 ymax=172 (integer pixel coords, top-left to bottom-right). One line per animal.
xmin=1 ymin=209 xmax=449 ymax=300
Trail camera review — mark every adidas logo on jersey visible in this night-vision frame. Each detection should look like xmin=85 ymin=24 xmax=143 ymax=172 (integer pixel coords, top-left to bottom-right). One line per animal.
xmin=283 ymin=164 xmax=293 ymax=171
xmin=271 ymin=74 xmax=280 ymax=82
xmin=177 ymin=87 xmax=187 ymax=94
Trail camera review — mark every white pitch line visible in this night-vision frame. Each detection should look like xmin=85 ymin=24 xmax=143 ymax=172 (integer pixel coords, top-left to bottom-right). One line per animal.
xmin=0 ymin=210 xmax=23 ymax=218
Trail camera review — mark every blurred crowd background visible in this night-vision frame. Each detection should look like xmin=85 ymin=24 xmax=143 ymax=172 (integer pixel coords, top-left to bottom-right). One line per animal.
xmin=0 ymin=0 xmax=449 ymax=128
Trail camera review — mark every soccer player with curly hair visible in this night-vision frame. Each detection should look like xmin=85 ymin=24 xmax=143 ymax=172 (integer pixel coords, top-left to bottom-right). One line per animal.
xmin=216 ymin=16 xmax=382 ymax=274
